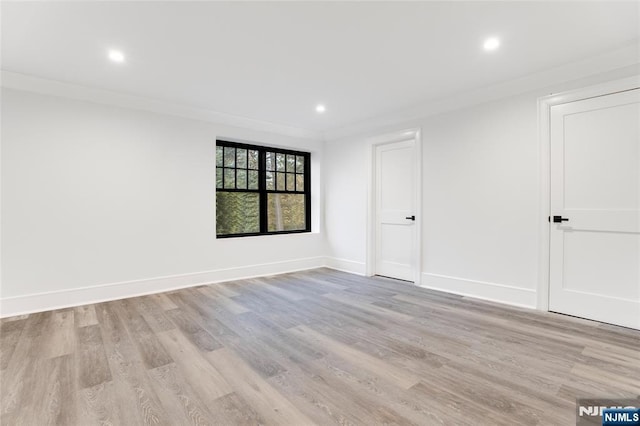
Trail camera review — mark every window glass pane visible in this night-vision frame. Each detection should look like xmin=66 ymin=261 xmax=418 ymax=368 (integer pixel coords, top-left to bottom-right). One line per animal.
xmin=276 ymin=172 xmax=286 ymax=191
xmin=236 ymin=149 xmax=247 ymax=169
xmin=286 ymin=155 xmax=296 ymax=172
xmin=224 ymin=169 xmax=235 ymax=189
xmin=286 ymin=173 xmax=295 ymax=191
xmin=216 ymin=146 xmax=223 ymax=167
xmin=266 ymin=152 xmax=275 ymax=171
xmin=296 ymin=155 xmax=304 ymax=173
xmin=236 ymin=169 xmax=247 ymax=189
xmin=248 ymin=150 xmax=259 ymax=169
xmin=267 ymin=193 xmax=306 ymax=232
xmin=296 ymin=174 xmax=304 ymax=191
xmin=224 ymin=147 xmax=235 ymax=167
xmin=276 ymin=153 xmax=285 ymax=171
xmin=216 ymin=168 xmax=223 ymax=189
xmin=248 ymin=170 xmax=259 ymax=190
xmin=217 ymin=192 xmax=260 ymax=235
xmin=266 ymin=171 xmax=275 ymax=190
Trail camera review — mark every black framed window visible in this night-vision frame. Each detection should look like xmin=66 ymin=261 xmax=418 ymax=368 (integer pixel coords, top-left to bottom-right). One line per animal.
xmin=216 ymin=140 xmax=311 ymax=238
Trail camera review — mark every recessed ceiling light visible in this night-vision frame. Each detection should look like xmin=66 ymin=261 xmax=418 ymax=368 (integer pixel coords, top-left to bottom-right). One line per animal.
xmin=483 ymin=37 xmax=500 ymax=51
xmin=315 ymin=104 xmax=326 ymax=113
xmin=108 ymin=49 xmax=125 ymax=63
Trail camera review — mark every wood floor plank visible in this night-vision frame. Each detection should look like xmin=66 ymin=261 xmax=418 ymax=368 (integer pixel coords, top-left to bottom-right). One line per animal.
xmin=229 ymin=290 xmax=305 ymax=329
xmin=96 ymin=302 xmax=171 ymax=426
xmin=288 ymin=324 xmax=420 ymax=390
xmin=234 ymin=312 xmax=326 ymax=364
xmin=149 ymin=293 xmax=178 ymax=311
xmin=297 ymin=292 xmax=392 ymax=331
xmin=43 ymin=310 xmax=76 ymax=359
xmin=225 ymin=336 xmax=288 ymax=379
xmin=205 ymin=392 xmax=266 ymax=426
xmin=0 ymin=329 xmax=22 ymax=371
xmin=76 ymin=381 xmax=117 ymax=426
xmin=268 ymin=366 xmax=410 ymax=425
xmin=570 ymin=363 xmax=640 ymax=394
xmin=113 ymin=299 xmax=174 ymax=370
xmin=205 ymin=347 xmax=315 ymax=425
xmin=419 ymin=363 xmax=569 ymax=425
xmin=23 ymin=355 xmax=77 ymax=426
xmin=581 ymin=345 xmax=640 ymax=369
xmin=77 ymin=324 xmax=112 ymax=389
xmin=1 ymin=314 xmax=29 ymax=324
xmin=251 ymin=277 xmax=306 ymax=302
xmin=310 ymin=321 xmax=447 ymax=383
xmin=322 ymin=291 xmax=414 ymax=323
xmin=409 ymin=381 xmax=499 ymax=426
xmin=167 ymin=290 xmax=240 ymax=343
xmin=305 ymin=347 xmax=453 ymax=425
xmin=132 ymin=296 xmax=176 ymax=333
xmin=165 ymin=308 xmax=222 ymax=352
xmin=287 ymin=273 xmax=350 ymax=292
xmin=156 ymin=329 xmax=233 ymax=403
xmin=147 ymin=362 xmax=218 ymax=426
xmin=1 ymin=312 xmax=52 ymax=417
xmin=169 ymin=297 xmax=289 ymax=380
xmin=2 ymin=268 xmax=638 ymax=425
xmin=209 ymin=282 xmax=242 ymax=298
xmin=0 ymin=317 xmax=28 ymax=334
xmin=201 ymin=290 xmax=252 ymax=314
xmin=235 ymin=287 xmax=315 ymax=329
xmin=74 ymin=305 xmax=98 ymax=328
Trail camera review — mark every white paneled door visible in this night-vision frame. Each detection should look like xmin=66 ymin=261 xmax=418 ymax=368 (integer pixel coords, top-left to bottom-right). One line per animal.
xmin=549 ymin=89 xmax=640 ymax=330
xmin=375 ymin=140 xmax=417 ymax=282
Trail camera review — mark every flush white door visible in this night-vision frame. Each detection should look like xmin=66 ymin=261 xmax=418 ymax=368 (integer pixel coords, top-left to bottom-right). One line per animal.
xmin=375 ymin=139 xmax=418 ymax=282
xmin=549 ymin=88 xmax=640 ymax=330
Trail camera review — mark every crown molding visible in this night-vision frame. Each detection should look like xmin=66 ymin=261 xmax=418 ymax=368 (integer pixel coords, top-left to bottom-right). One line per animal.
xmin=3 ymin=40 xmax=639 ymax=144
xmin=323 ymin=41 xmax=640 ymax=142
xmin=0 ymin=71 xmax=323 ymax=141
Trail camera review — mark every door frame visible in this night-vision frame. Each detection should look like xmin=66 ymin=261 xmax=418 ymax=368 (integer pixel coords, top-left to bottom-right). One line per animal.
xmin=536 ymin=75 xmax=640 ymax=311
xmin=366 ymin=128 xmax=422 ymax=284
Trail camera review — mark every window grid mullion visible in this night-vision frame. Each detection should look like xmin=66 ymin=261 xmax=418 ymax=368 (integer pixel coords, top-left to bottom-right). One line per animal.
xmin=258 ymin=149 xmax=267 ymax=234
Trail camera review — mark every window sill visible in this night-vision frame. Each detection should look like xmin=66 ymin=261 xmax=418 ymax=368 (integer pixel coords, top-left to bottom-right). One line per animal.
xmin=216 ymin=229 xmax=313 ymax=239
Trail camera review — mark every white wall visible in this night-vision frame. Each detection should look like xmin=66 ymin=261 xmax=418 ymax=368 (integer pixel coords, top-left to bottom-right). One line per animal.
xmin=2 ymin=65 xmax=637 ymax=316
xmin=1 ymin=88 xmax=325 ymax=315
xmin=324 ymin=67 xmax=639 ymax=308
xmin=419 ymin=95 xmax=539 ymax=306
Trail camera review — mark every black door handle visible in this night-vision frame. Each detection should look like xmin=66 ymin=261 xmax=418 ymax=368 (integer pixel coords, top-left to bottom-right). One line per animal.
xmin=405 ymin=215 xmax=415 ymax=221
xmin=552 ymin=215 xmax=569 ymax=223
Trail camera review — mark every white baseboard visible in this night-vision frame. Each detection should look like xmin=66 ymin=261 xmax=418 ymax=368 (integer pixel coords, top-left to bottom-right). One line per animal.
xmin=420 ymin=272 xmax=537 ymax=309
xmin=0 ymin=259 xmax=538 ymax=317
xmin=0 ymin=256 xmax=325 ymax=318
xmin=324 ymin=257 xmax=367 ymax=276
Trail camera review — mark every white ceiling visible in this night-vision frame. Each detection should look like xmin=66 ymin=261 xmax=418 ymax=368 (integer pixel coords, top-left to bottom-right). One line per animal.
xmin=2 ymin=1 xmax=639 ymax=134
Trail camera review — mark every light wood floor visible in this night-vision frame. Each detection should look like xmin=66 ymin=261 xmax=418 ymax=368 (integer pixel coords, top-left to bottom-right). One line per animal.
xmin=1 ymin=268 xmax=638 ymax=425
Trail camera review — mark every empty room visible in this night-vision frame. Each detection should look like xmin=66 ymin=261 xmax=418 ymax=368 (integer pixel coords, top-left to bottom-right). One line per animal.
xmin=1 ymin=1 xmax=639 ymax=425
